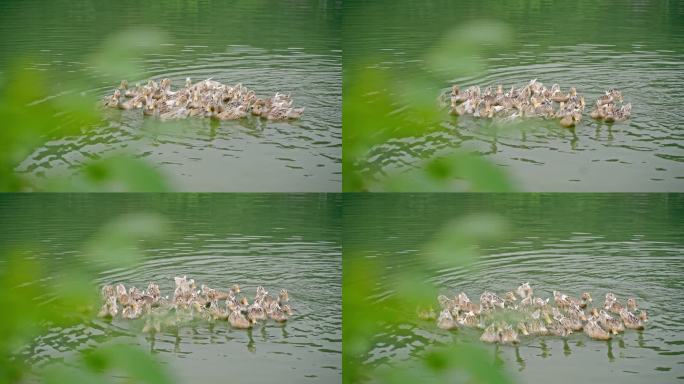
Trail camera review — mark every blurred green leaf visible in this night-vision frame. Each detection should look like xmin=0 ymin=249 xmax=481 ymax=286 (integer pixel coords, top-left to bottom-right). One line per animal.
xmin=83 ymin=213 xmax=169 ymax=269
xmin=83 ymin=344 xmax=175 ymax=384
xmin=44 ymin=156 xmax=173 ymax=192
xmin=89 ymin=28 xmax=167 ymax=82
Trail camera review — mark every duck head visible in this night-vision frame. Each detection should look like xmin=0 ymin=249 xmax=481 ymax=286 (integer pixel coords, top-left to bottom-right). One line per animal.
xmin=626 ymin=298 xmax=638 ymax=311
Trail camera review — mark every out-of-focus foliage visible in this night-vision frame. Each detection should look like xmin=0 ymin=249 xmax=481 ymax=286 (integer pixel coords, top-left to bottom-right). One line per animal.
xmin=0 ymin=213 xmax=174 ymax=384
xmin=343 ymin=212 xmax=514 ymax=384
xmin=0 ymin=28 xmax=171 ymax=192
xmin=343 ymin=20 xmax=515 ymax=192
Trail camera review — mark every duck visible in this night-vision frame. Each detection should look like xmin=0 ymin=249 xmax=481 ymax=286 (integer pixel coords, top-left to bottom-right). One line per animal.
xmin=547 ymin=319 xmax=573 ymax=337
xmin=604 ymin=293 xmax=624 ymax=314
xmin=553 ymin=290 xmax=572 ymax=308
xmin=417 ymin=306 xmax=437 ymax=321
xmin=480 ymin=291 xmax=505 ymax=310
xmin=122 ymin=302 xmax=142 ymax=319
xmin=229 ymin=309 xmax=254 ymax=329
xmin=215 ymin=105 xmax=248 ymax=120
xmin=437 ymin=309 xmax=457 ymax=330
xmin=248 ymin=300 xmax=267 ymax=321
xmin=552 ymin=307 xmax=582 ymax=331
xmin=455 ymin=292 xmax=480 ymax=314
xmin=500 ymin=324 xmax=520 ymax=344
xmin=480 ymin=323 xmax=499 ymax=343
xmin=458 ymin=311 xmax=479 ymax=327
xmin=614 ymin=103 xmax=631 ymax=122
xmin=597 ymin=309 xmax=624 ymax=334
xmin=559 ymin=113 xmax=577 ymax=128
xmin=516 ymin=321 xmax=530 ymax=337
xmin=104 ymin=78 xmax=304 ymax=122
xmin=590 ymin=104 xmax=604 ymax=120
xmin=269 ymin=304 xmax=289 ymax=323
xmin=619 ymin=308 xmax=644 ymax=330
xmin=504 ymin=291 xmax=518 ymax=308
xmin=584 ymin=319 xmax=611 ymax=340
xmin=626 ymin=298 xmax=638 ymax=311
xmin=97 ymin=295 xmax=118 ymax=318
xmin=527 ymin=310 xmax=549 ymax=336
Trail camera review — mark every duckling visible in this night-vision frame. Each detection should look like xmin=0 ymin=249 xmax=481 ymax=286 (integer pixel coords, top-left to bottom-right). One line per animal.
xmin=608 ymin=88 xmax=623 ymax=101
xmin=547 ymin=319 xmax=573 ymax=337
xmin=584 ymin=319 xmax=611 ymax=340
xmin=286 ymin=107 xmax=305 ymax=119
xmin=455 ymin=292 xmax=480 ymax=314
xmin=229 ymin=309 xmax=254 ymax=329
xmin=248 ymin=300 xmax=267 ymax=321
xmin=604 ymin=293 xmax=623 ymax=314
xmin=533 ymin=297 xmax=549 ymax=309
xmin=590 ymin=104 xmax=604 ymax=120
xmin=598 ymin=309 xmax=625 ymax=334
xmin=579 ymin=292 xmax=593 ymax=309
xmin=614 ymin=103 xmax=631 ymax=122
xmin=278 ymin=289 xmax=289 ymax=304
xmin=480 ymin=323 xmax=499 ymax=343
xmin=500 ymin=324 xmax=520 ymax=344
xmin=480 ymin=291 xmax=505 ymax=310
xmin=520 ymin=295 xmax=534 ymax=307
xmin=437 ymin=309 xmax=457 ymax=330
xmin=417 ymin=306 xmax=437 ymax=321
xmin=437 ymin=294 xmax=455 ymax=311
xmin=216 ymin=105 xmax=248 ymax=120
xmin=553 ymin=291 xmax=572 ymax=308
xmin=458 ymin=311 xmax=479 ymax=327
xmin=98 ymin=295 xmax=118 ymax=318
xmin=122 ymin=302 xmax=142 ymax=319
xmin=504 ymin=291 xmax=518 ymax=308
xmin=104 ymin=89 xmax=121 ymax=108
xmin=516 ymin=321 xmax=530 ymax=337
xmin=559 ymin=113 xmax=577 ymax=128
xmin=597 ymin=92 xmax=614 ymax=106
xmin=619 ymin=308 xmax=644 ymax=330
xmin=527 ymin=310 xmax=549 ymax=336
xmin=101 ymin=284 xmax=116 ymax=300
xmin=639 ymin=309 xmax=648 ymax=322
xmin=551 ymin=90 xmax=570 ymax=103
xmin=270 ymin=305 xmax=289 ymax=323
xmin=626 ymin=298 xmax=638 ymax=311
xmin=552 ymin=307 xmax=581 ymax=331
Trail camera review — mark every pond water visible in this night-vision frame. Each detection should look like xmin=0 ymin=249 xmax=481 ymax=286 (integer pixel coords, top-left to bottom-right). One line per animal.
xmin=0 ymin=0 xmax=342 ymax=192
xmin=344 ymin=0 xmax=684 ymax=191
xmin=344 ymin=193 xmax=684 ymax=383
xmin=0 ymin=194 xmax=342 ymax=383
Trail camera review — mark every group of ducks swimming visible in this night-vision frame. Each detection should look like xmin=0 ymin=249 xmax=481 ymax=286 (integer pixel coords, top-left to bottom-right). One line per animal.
xmin=420 ymin=282 xmax=647 ymax=344
xmin=441 ymin=79 xmax=631 ymax=128
xmin=97 ymin=276 xmax=292 ymax=332
xmin=103 ymin=77 xmax=305 ymax=121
